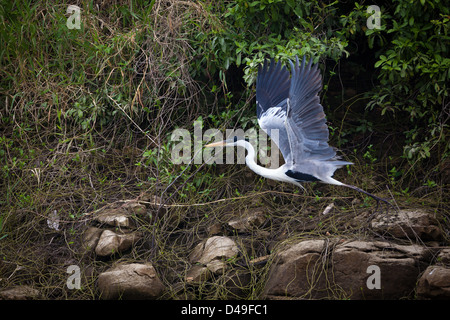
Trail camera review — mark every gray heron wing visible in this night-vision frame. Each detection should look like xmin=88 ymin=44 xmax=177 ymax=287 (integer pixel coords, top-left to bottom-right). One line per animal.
xmin=256 ymin=59 xmax=293 ymax=164
xmin=286 ymin=56 xmax=336 ymax=163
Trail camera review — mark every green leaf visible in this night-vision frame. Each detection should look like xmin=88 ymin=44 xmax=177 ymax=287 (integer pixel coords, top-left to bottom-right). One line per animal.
xmin=374 ymin=60 xmax=384 ymax=68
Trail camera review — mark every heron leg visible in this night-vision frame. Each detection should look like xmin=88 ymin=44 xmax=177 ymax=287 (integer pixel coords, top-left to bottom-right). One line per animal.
xmin=341 ymin=183 xmax=395 ymax=214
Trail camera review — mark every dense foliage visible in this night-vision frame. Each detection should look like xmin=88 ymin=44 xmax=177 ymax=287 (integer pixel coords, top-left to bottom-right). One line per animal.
xmin=0 ymin=0 xmax=448 ymax=300
xmin=1 ymin=0 xmax=447 ymax=188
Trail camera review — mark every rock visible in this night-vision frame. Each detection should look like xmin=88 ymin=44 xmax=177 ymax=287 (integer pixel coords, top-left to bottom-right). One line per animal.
xmin=95 ymin=230 xmax=141 ymax=256
xmin=321 ymin=202 xmax=335 ymax=215
xmin=186 ymin=236 xmax=239 ymax=287
xmin=95 ymin=208 xmax=134 ymax=228
xmin=189 ymin=242 xmax=205 ymax=263
xmin=416 ymin=248 xmax=450 ymax=299
xmin=115 ymin=231 xmax=141 ymax=252
xmin=190 ymin=236 xmax=239 ymax=265
xmin=122 ymin=201 xmax=147 ymax=215
xmin=0 ymin=286 xmax=41 ymax=300
xmin=263 ymin=239 xmax=433 ymax=299
xmin=221 ymin=268 xmax=252 ymax=299
xmin=170 ymin=282 xmax=195 ymax=300
xmin=199 ymin=236 xmax=239 ymax=264
xmin=207 ymin=260 xmax=227 ymax=275
xmin=331 ymin=240 xmax=431 ymax=299
xmin=207 ymin=222 xmax=223 ymax=236
xmin=263 ymin=239 xmax=329 ymax=299
xmin=437 ymin=248 xmax=450 ymax=265
xmin=83 ymin=226 xmax=104 ymax=251
xmin=95 ymin=230 xmax=121 ymax=256
xmin=371 ymin=209 xmax=442 ymax=241
xmin=185 ymin=265 xmax=211 ymax=283
xmin=416 ymin=265 xmax=450 ymax=299
xmin=228 ymin=210 xmax=267 ymax=231
xmin=97 ymin=263 xmax=165 ymax=299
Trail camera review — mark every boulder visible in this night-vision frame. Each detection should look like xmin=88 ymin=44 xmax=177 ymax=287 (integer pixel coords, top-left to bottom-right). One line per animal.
xmin=228 ymin=210 xmax=267 ymax=231
xmin=331 ymin=240 xmax=431 ymax=299
xmin=416 ymin=248 xmax=450 ymax=299
xmin=95 ymin=208 xmax=135 ymax=228
xmin=0 ymin=286 xmax=41 ymax=300
xmin=371 ymin=209 xmax=442 ymax=241
xmin=186 ymin=236 xmax=239 ymax=287
xmin=95 ymin=230 xmax=141 ymax=256
xmin=416 ymin=265 xmax=450 ymax=299
xmin=263 ymin=239 xmax=433 ymax=299
xmin=221 ymin=268 xmax=252 ymax=299
xmin=437 ymin=248 xmax=450 ymax=265
xmin=83 ymin=226 xmax=104 ymax=251
xmin=206 ymin=260 xmax=227 ymax=275
xmin=190 ymin=236 xmax=239 ymax=265
xmin=97 ymin=263 xmax=165 ymax=299
xmin=92 ymin=201 xmax=149 ymax=228
xmin=207 ymin=222 xmax=223 ymax=236
xmin=263 ymin=239 xmax=329 ymax=299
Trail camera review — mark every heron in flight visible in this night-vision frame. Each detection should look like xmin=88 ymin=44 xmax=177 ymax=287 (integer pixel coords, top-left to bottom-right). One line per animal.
xmin=206 ymin=56 xmax=392 ymax=209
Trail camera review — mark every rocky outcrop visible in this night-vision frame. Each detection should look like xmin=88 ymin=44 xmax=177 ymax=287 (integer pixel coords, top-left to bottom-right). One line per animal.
xmin=263 ymin=239 xmax=434 ymax=299
xmin=371 ymin=209 xmax=442 ymax=241
xmin=263 ymin=240 xmax=328 ymax=298
xmin=74 ymin=203 xmax=447 ymax=300
xmin=331 ymin=240 xmax=431 ymax=299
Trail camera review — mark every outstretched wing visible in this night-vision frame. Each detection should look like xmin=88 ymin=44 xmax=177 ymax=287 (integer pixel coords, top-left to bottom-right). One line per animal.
xmin=256 ymin=59 xmax=292 ymax=164
xmin=286 ymin=56 xmax=336 ymax=163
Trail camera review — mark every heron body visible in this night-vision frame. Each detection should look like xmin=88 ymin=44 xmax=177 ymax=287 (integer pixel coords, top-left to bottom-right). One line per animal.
xmin=206 ymin=56 xmax=392 ymax=208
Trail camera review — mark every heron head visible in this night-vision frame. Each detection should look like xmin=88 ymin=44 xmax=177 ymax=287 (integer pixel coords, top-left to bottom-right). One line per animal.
xmin=205 ymin=136 xmax=247 ymax=148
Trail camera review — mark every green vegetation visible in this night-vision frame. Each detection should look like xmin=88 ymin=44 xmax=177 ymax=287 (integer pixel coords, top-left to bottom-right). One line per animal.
xmin=0 ymin=0 xmax=448 ymax=299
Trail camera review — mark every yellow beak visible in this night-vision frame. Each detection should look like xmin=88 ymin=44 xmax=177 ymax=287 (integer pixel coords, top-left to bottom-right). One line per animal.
xmin=205 ymin=141 xmax=227 ymax=147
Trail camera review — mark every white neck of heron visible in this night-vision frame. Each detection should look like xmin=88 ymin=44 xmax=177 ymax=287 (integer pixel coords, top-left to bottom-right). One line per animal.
xmin=236 ymin=140 xmax=277 ymax=178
